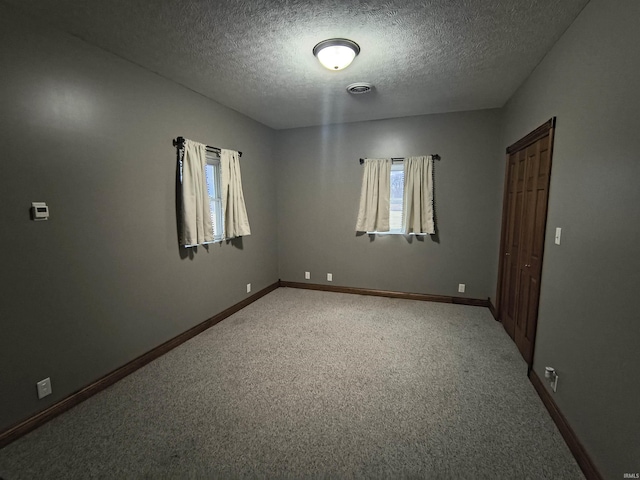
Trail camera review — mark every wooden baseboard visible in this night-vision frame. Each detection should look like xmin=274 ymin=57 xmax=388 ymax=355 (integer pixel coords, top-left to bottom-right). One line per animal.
xmin=488 ymin=298 xmax=499 ymax=321
xmin=280 ymin=281 xmax=490 ymax=307
xmin=529 ymin=370 xmax=603 ymax=480
xmin=0 ymin=279 xmax=500 ymax=450
xmin=0 ymin=281 xmax=280 ymax=450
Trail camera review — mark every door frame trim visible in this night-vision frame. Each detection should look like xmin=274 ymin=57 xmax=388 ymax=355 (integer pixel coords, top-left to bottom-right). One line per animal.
xmin=495 ymin=117 xmax=556 ymax=367
xmin=506 ymin=117 xmax=556 ymax=154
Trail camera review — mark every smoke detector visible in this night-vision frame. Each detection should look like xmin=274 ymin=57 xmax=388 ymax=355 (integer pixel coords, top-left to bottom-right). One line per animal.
xmin=346 ymin=82 xmax=374 ymax=95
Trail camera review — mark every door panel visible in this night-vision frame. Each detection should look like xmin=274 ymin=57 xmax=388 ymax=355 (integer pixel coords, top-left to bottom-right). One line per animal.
xmin=525 ymin=277 xmax=540 ymax=343
xmin=532 ymin=189 xmax=547 ymax=266
xmin=500 ymin=152 xmax=526 ymax=339
xmin=497 ymin=119 xmax=555 ymax=366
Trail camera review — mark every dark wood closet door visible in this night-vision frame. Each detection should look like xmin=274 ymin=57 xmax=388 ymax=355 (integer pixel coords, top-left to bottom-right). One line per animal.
xmin=514 ymin=137 xmax=552 ymax=363
xmin=496 ymin=119 xmax=555 ymax=366
xmin=500 ymin=150 xmax=527 ymax=340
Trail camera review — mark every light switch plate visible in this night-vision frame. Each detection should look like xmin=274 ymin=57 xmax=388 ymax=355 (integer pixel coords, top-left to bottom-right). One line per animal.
xmin=555 ymin=227 xmax=562 ymax=245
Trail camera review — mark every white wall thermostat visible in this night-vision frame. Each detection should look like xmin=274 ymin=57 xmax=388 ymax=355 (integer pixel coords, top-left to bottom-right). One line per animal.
xmin=31 ymin=202 xmax=49 ymax=221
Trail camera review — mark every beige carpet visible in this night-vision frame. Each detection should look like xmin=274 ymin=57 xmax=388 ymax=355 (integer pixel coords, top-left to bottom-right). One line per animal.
xmin=0 ymin=287 xmax=584 ymax=479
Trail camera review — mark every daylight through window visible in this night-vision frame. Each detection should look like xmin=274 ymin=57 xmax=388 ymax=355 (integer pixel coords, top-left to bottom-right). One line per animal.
xmin=389 ymin=163 xmax=404 ymax=233
xmin=204 ymin=151 xmax=224 ymax=242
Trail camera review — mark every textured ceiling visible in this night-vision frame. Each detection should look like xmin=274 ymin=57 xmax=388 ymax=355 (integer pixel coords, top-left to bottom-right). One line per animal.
xmin=5 ymin=0 xmax=589 ymax=129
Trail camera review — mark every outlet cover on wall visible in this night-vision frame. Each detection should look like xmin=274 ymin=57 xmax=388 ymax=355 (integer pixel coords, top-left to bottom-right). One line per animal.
xmin=37 ymin=377 xmax=52 ymax=399
xmin=246 ymin=283 xmax=251 ymax=293
xmin=458 ymin=284 xmax=466 ymax=293
xmin=305 ymin=272 xmax=310 ymax=280
xmin=327 ymin=273 xmax=333 ymax=282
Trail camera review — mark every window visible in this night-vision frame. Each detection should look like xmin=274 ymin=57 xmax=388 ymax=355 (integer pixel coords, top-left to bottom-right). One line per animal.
xmin=389 ymin=163 xmax=404 ymax=234
xmin=368 ymin=162 xmax=404 ymax=234
xmin=358 ymin=156 xmax=433 ymax=236
xmin=204 ymin=151 xmax=224 ymax=242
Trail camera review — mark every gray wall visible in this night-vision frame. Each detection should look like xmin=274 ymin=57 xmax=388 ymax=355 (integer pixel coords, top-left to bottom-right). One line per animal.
xmin=3 ymin=0 xmax=638 ymax=476
xmin=500 ymin=0 xmax=640 ymax=477
xmin=0 ymin=4 xmax=279 ymax=431
xmin=275 ymin=110 xmax=503 ymax=299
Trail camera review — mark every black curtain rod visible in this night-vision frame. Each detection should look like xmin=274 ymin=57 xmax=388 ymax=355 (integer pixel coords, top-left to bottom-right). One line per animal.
xmin=173 ymin=136 xmax=242 ymax=157
xmin=359 ymin=154 xmax=440 ymax=164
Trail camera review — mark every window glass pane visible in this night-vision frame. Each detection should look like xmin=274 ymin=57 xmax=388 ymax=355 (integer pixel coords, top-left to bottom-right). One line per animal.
xmin=390 ymin=165 xmax=404 ymax=232
xmin=204 ymin=154 xmax=224 ymax=241
xmin=210 ymin=200 xmax=217 ymax=237
xmin=204 ymin=165 xmax=215 ymax=236
xmin=204 ymin=164 xmax=213 ymax=197
xmin=211 ymin=163 xmax=218 ymax=199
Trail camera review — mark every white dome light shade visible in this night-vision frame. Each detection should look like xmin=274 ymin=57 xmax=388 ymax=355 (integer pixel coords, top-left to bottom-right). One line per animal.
xmin=313 ymin=39 xmax=360 ymax=71
xmin=316 ymin=45 xmax=356 ymax=70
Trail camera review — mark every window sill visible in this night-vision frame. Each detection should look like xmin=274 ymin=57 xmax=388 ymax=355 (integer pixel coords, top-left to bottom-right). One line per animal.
xmin=183 ymin=239 xmax=223 ymax=248
xmin=366 ymin=231 xmax=429 ymax=236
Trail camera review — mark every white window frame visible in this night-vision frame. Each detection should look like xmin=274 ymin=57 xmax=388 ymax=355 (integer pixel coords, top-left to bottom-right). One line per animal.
xmin=204 ymin=151 xmax=224 ymax=243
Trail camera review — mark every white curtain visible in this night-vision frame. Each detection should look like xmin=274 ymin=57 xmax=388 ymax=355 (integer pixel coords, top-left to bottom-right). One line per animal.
xmin=355 ymin=158 xmax=391 ymax=232
xmin=220 ymin=149 xmax=251 ymax=238
xmin=402 ymin=155 xmax=435 ymax=235
xmin=180 ymin=139 xmax=213 ymax=246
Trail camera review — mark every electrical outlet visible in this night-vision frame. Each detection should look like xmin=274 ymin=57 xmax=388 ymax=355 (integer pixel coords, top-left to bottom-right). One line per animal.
xmin=305 ymin=271 xmax=310 ymax=280
xmin=246 ymin=283 xmax=251 ymax=293
xmin=327 ymin=273 xmax=333 ymax=282
xmin=458 ymin=283 xmax=466 ymax=293
xmin=37 ymin=377 xmax=52 ymax=399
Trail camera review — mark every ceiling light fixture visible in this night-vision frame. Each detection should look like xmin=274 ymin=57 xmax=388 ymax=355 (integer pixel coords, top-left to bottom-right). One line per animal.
xmin=313 ymin=38 xmax=360 ymax=71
